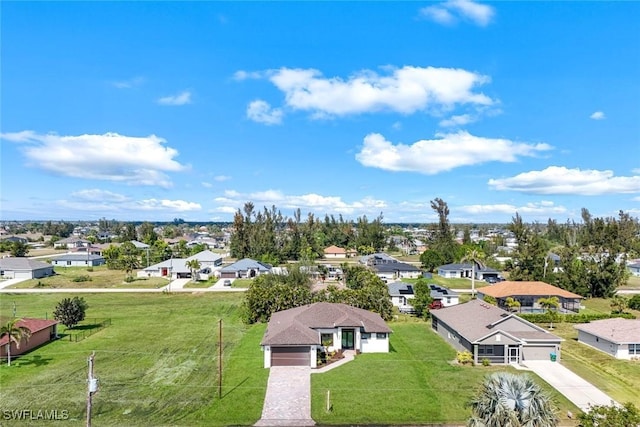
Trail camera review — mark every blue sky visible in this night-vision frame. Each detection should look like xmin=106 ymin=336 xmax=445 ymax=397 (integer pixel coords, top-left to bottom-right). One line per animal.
xmin=1 ymin=1 xmax=639 ymax=224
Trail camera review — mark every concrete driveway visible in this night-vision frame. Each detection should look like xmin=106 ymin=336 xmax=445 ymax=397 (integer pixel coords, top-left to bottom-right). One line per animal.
xmin=0 ymin=277 xmax=29 ymax=289
xmin=523 ymin=360 xmax=617 ymax=411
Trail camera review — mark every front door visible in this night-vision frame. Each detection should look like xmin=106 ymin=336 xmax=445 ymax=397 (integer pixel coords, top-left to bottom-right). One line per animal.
xmin=509 ymin=347 xmax=520 ymax=363
xmin=341 ymin=329 xmax=354 ymax=350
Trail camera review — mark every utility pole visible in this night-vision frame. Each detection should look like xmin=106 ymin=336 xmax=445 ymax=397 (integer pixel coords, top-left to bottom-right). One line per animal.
xmin=86 ymin=351 xmax=98 ymax=427
xmin=218 ymin=319 xmax=222 ymax=399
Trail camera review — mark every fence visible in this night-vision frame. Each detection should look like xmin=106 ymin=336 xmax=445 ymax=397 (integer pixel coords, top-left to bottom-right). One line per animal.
xmin=63 ymin=318 xmax=112 ymax=342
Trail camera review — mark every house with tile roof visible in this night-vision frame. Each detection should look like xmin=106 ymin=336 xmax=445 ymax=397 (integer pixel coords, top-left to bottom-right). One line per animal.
xmin=574 ymin=318 xmax=640 ymax=360
xmin=478 ymin=281 xmax=583 ymax=313
xmin=0 ymin=318 xmax=59 ymax=360
xmin=260 ymin=302 xmax=392 ymax=368
xmin=430 ymin=299 xmax=563 ymax=365
xmin=0 ymin=257 xmax=54 ymax=280
xmin=323 ymin=245 xmax=347 ymax=259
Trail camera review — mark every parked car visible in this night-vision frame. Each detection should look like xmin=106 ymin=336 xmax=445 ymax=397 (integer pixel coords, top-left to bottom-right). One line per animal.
xmin=428 ymin=300 xmax=444 ymax=310
xmin=223 ymin=279 xmax=232 ymax=287
xmin=485 ymin=276 xmax=498 ymax=284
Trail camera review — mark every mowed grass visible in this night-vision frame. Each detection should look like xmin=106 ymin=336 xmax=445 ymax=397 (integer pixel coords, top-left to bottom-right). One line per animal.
xmin=10 ymin=266 xmax=168 ymax=289
xmin=311 ymin=322 xmax=578 ymax=426
xmin=0 ymin=292 xmax=268 ymax=426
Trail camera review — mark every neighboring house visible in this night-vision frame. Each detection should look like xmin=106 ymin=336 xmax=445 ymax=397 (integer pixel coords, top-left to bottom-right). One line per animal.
xmin=437 ymin=263 xmax=500 ymax=281
xmin=323 ymin=245 xmax=347 ymax=259
xmin=387 ymin=281 xmax=415 ymax=313
xmin=53 ymin=237 xmax=91 ymax=249
xmin=260 ymin=302 xmax=392 ymax=368
xmin=431 ymin=299 xmax=563 ymax=365
xmin=574 ymin=318 xmax=640 ymax=360
xmin=130 ymin=240 xmax=150 ymax=250
xmin=627 ymin=262 xmax=640 ymax=277
xmin=0 ymin=318 xmax=59 ymax=359
xmin=370 ymin=261 xmax=422 ymax=281
xmin=70 ymin=246 xmax=104 ymax=256
xmin=360 ymin=253 xmax=397 ymax=265
xmin=429 ymin=284 xmax=459 ymax=307
xmin=0 ymin=258 xmax=54 ymax=279
xmin=136 ymin=250 xmax=223 ymax=279
xmin=219 ymin=258 xmax=271 ymax=279
xmin=0 ymin=236 xmax=28 ymax=244
xmin=478 ymin=281 xmax=583 ymax=313
xmin=51 ymin=254 xmax=106 ymax=268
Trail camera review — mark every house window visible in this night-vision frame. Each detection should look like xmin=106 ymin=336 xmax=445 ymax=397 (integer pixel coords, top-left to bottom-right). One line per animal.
xmin=361 ymin=333 xmax=371 ymax=339
xmin=376 ymin=333 xmax=386 ymax=339
xmin=478 ymin=345 xmax=494 ymax=355
xmin=320 ymin=333 xmax=333 ymax=346
xmin=630 ymin=344 xmax=640 ymax=355
xmin=67 ymin=261 xmax=71 ymax=266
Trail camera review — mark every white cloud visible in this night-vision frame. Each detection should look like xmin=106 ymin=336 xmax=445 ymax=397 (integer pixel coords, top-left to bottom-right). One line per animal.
xmin=201 ymin=182 xmax=213 ymax=188
xmin=157 ymin=90 xmax=192 ymax=106
xmin=214 ymin=189 xmax=386 ymax=216
xmin=0 ymin=131 xmax=186 ymax=187
xmin=420 ymin=0 xmax=495 ymax=27
xmin=246 ymin=100 xmax=283 ymax=125
xmin=137 ymin=199 xmax=201 ymax=211
xmin=70 ymin=189 xmax=130 ymax=203
xmin=250 ymin=66 xmax=494 ymax=118
xmin=233 ymin=70 xmax=264 ymax=80
xmin=112 ymin=76 xmax=145 ymax=89
xmin=214 ymin=175 xmax=231 ymax=182
xmin=355 ymin=131 xmax=552 ymax=174
xmin=488 ymin=166 xmax=640 ymax=195
xmin=439 ymin=113 xmax=475 ymax=127
xmin=460 ymin=201 xmax=567 ymax=215
xmin=590 ymin=111 xmax=605 ymax=120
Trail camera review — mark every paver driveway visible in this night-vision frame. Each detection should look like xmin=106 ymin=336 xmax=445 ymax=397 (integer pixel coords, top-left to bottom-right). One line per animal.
xmin=254 ymin=366 xmax=315 ymax=427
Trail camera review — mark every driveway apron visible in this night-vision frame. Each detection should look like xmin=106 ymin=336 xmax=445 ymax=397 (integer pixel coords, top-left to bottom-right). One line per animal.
xmin=254 ymin=366 xmax=315 ymax=427
xmin=523 ymin=360 xmax=617 ymax=411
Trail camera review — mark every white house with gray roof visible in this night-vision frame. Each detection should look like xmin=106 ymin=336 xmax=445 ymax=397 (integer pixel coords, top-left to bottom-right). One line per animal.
xmin=51 ymin=254 xmax=106 ymax=268
xmin=387 ymin=281 xmax=416 ymax=313
xmin=261 ymin=302 xmax=392 ymax=368
xmin=137 ymin=250 xmax=223 ymax=279
xmin=0 ymin=257 xmax=54 ymax=279
xmin=219 ymin=258 xmax=271 ymax=279
xmin=431 ymin=299 xmax=562 ymax=365
xmin=575 ymin=318 xmax=640 ymax=360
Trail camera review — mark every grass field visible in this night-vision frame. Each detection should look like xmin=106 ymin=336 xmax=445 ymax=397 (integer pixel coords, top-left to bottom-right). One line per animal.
xmin=9 ymin=266 xmax=168 ymax=289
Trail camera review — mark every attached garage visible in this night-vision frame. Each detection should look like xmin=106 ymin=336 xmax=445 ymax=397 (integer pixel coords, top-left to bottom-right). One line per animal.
xmin=270 ymin=347 xmax=310 ymax=367
xmin=522 ymin=345 xmax=558 ymax=361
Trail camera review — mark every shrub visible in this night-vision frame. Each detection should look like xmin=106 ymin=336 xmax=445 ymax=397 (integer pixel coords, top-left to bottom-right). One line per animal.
xmin=86 ymin=267 xmax=94 ymax=272
xmin=72 ymin=275 xmax=92 ymax=283
xmin=457 ymin=350 xmax=474 ymax=365
xmin=482 ymin=358 xmax=490 ymax=366
xmin=124 ymin=276 xmax=135 ymax=283
xmin=629 ymin=294 xmax=640 ymax=311
xmin=53 ymin=297 xmax=89 ymax=328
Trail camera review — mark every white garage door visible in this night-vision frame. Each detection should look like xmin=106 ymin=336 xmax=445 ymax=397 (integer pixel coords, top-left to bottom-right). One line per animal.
xmin=522 ymin=345 xmax=557 ymax=361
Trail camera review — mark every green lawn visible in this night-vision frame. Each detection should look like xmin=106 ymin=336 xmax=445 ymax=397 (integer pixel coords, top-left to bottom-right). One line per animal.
xmin=9 ymin=266 xmax=168 ymax=289
xmin=620 ymin=275 xmax=640 ymax=290
xmin=311 ymin=322 xmax=578 ymax=426
xmin=0 ymin=292 xmax=267 ymax=426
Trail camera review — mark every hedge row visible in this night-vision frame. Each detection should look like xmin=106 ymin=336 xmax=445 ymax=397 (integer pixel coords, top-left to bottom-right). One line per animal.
xmin=518 ymin=312 xmax=636 ymax=324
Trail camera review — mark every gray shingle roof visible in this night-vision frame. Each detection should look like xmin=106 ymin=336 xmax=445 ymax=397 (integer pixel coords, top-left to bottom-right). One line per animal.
xmin=575 ymin=318 xmax=640 ymax=344
xmin=387 ymin=281 xmax=414 ymax=297
xmin=52 ymin=254 xmax=104 ymax=262
xmin=220 ymin=258 xmax=271 ymax=273
xmin=0 ymin=257 xmax=52 ymax=270
xmin=261 ymin=302 xmax=392 ymax=346
xmin=431 ymin=299 xmax=560 ymax=344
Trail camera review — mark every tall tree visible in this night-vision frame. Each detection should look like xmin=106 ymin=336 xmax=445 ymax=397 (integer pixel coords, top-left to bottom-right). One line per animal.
xmin=460 ymin=248 xmax=486 ymax=298
xmin=0 ymin=319 xmax=31 ymax=367
xmin=53 ymin=297 xmax=88 ymax=328
xmin=468 ymin=372 xmax=559 ymax=427
xmin=430 ymin=198 xmax=457 ymax=264
xmin=10 ymin=241 xmax=29 ymax=257
xmin=185 ymin=259 xmax=202 ymax=281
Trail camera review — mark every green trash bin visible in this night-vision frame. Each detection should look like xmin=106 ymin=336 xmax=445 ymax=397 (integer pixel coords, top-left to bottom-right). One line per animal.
xmin=550 ymin=352 xmax=557 ymax=362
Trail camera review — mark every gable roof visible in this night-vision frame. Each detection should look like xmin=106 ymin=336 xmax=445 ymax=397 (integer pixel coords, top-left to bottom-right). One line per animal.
xmin=574 ymin=318 xmax=640 ymax=344
xmin=478 ymin=281 xmax=583 ymax=299
xmin=186 ymin=250 xmax=222 ymax=263
xmin=261 ymin=302 xmax=392 ymax=346
xmin=130 ymin=240 xmax=150 ymax=249
xmin=387 ymin=281 xmax=415 ymax=297
xmin=429 ymin=284 xmax=458 ymax=299
xmin=431 ymin=299 xmax=561 ymax=344
xmin=52 ymin=254 xmax=104 ymax=262
xmin=0 ymin=257 xmax=52 ymax=271
xmin=372 ymin=262 xmax=421 ymax=273
xmin=0 ymin=318 xmax=58 ymax=346
xmin=220 ymin=258 xmax=271 ymax=273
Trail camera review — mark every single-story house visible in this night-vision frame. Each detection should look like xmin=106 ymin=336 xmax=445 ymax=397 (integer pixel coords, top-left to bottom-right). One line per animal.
xmin=219 ymin=258 xmax=271 ymax=279
xmin=0 ymin=318 xmax=59 ymax=359
xmin=50 ymin=254 xmax=106 ymax=268
xmin=429 ymin=284 xmax=459 ymax=307
xmin=360 ymin=253 xmax=397 ymax=265
xmin=53 ymin=237 xmax=91 ymax=249
xmin=387 ymin=281 xmax=415 ymax=313
xmin=627 ymin=262 xmax=640 ymax=277
xmin=70 ymin=246 xmax=104 ymax=256
xmin=323 ymin=245 xmax=347 ymax=259
xmin=0 ymin=236 xmax=28 ymax=244
xmin=371 ymin=261 xmax=422 ymax=281
xmin=430 ymin=299 xmax=563 ymax=365
xmin=478 ymin=281 xmax=583 ymax=313
xmin=260 ymin=302 xmax=392 ymax=368
xmin=437 ymin=263 xmax=500 ymax=280
xmin=0 ymin=258 xmax=54 ymax=279
xmin=574 ymin=318 xmax=640 ymax=360
xmin=136 ymin=250 xmax=223 ymax=279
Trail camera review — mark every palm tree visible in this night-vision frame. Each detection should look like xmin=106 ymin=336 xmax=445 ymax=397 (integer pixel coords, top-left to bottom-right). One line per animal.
xmin=505 ymin=297 xmax=521 ymax=312
xmin=538 ymin=296 xmax=560 ymax=329
xmin=461 ymin=248 xmax=486 ymax=298
xmin=1 ymin=319 xmax=32 ymax=367
xmin=185 ymin=259 xmax=202 ymax=282
xmin=468 ymin=372 xmax=559 ymax=427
